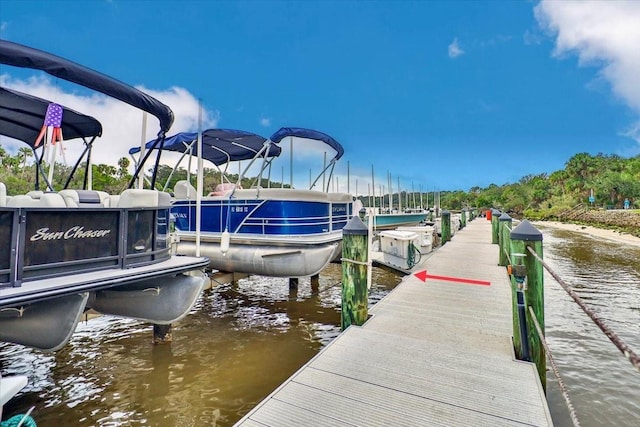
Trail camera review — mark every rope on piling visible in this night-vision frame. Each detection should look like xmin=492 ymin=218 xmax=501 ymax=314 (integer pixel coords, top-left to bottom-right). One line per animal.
xmin=225 ymin=280 xmax=343 ymax=302
xmin=341 ymin=258 xmax=369 ymax=266
xmin=502 ymin=246 xmax=512 ymax=265
xmin=527 ymin=306 xmax=581 ymax=427
xmin=526 ymin=246 xmax=640 ymax=373
xmin=316 ymin=281 xmax=343 ymax=295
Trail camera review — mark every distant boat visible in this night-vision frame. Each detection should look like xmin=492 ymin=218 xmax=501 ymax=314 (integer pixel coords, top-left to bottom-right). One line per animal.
xmin=363 ymin=208 xmax=428 ymax=231
xmin=130 ymin=127 xmax=357 ymax=277
xmin=361 ymin=169 xmax=428 ymax=231
xmin=0 ymin=40 xmax=208 ymax=352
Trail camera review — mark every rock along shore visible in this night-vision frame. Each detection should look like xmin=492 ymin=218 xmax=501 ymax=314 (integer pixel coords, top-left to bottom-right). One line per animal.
xmin=554 ymin=208 xmax=640 ymax=239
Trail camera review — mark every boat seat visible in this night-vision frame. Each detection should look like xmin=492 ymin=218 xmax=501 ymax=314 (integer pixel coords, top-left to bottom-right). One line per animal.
xmin=174 ymin=180 xmax=197 ymax=199
xmin=59 ymin=189 xmax=110 ymax=207
xmin=26 ymin=190 xmax=44 ymax=199
xmin=6 ymin=193 xmax=66 ymax=208
xmin=208 ymin=183 xmax=241 ymax=197
xmin=108 ymin=195 xmax=120 ymax=208
xmin=6 ymin=195 xmax=39 ymax=207
xmin=39 ymin=193 xmax=67 ymax=207
xmin=117 ymin=189 xmax=171 ymax=208
xmin=327 ymin=192 xmax=354 ymax=202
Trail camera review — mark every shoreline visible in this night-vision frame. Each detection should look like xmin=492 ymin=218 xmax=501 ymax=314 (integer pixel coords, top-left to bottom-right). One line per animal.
xmin=531 ymin=220 xmax=640 ymax=248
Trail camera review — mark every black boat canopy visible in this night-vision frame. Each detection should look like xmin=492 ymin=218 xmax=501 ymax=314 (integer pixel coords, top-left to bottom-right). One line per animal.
xmin=130 ymin=129 xmax=282 ymax=166
xmin=269 ymin=127 xmax=344 ymax=161
xmin=0 ymin=86 xmax=102 ymax=145
xmin=0 ymin=40 xmax=174 ymax=133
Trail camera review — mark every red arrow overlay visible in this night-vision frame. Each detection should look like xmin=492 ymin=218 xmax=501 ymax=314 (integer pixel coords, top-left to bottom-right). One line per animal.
xmin=414 ymin=270 xmax=491 ymax=286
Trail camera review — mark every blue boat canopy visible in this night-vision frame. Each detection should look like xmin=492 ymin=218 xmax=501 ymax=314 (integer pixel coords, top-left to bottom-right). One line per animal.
xmin=130 ymin=129 xmax=281 ymax=165
xmin=0 ymin=86 xmax=103 ymax=146
xmin=0 ymin=40 xmax=174 ymax=133
xmin=269 ymin=127 xmax=344 ymax=161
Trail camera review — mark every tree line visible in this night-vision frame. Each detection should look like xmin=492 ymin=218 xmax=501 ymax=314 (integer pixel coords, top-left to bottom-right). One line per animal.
xmin=1 ymin=145 xmax=638 ymax=218
xmin=0 ymin=145 xmax=289 ymax=195
xmin=359 ymin=152 xmax=640 ymax=217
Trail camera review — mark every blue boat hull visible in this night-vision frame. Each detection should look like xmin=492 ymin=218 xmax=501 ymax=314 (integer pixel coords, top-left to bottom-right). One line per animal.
xmin=172 ymin=189 xmax=355 ymax=276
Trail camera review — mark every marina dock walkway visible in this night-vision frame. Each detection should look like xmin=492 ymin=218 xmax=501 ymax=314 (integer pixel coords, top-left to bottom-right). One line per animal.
xmin=235 ymin=218 xmax=553 ymax=426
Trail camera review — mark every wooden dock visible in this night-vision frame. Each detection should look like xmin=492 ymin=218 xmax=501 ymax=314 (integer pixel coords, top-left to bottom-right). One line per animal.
xmin=235 ymin=218 xmax=553 ymax=426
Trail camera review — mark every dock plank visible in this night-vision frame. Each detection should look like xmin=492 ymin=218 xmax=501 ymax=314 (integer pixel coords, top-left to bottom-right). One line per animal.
xmin=235 ymin=218 xmax=553 ymax=426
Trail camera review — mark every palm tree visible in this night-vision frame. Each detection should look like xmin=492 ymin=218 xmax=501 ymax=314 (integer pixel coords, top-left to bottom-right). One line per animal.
xmin=18 ymin=147 xmax=33 ymax=177
xmin=117 ymin=157 xmax=130 ymax=178
xmin=0 ymin=145 xmax=8 ymax=167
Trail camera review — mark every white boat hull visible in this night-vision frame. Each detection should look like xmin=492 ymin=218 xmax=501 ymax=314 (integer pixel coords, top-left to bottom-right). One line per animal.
xmin=90 ymin=273 xmax=205 ymax=324
xmin=0 ymin=293 xmax=89 ymax=351
xmin=177 ymin=240 xmax=338 ymax=277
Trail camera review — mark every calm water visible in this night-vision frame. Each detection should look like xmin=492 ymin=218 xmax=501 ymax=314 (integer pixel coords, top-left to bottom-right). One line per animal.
xmin=0 ymin=263 xmax=401 ymax=426
xmin=539 ymin=226 xmax=640 ymax=427
xmin=2 ymin=226 xmax=640 ymax=426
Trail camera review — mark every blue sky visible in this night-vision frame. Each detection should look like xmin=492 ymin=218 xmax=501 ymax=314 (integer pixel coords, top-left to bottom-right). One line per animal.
xmin=1 ymin=1 xmax=639 ymax=193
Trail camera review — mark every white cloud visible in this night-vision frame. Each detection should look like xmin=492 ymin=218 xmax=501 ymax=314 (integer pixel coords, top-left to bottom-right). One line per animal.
xmin=0 ymin=74 xmax=218 ymax=171
xmin=448 ymin=38 xmax=464 ymax=59
xmin=535 ymin=0 xmax=640 ymax=115
xmin=260 ymin=117 xmax=271 ymax=127
xmin=620 ymin=121 xmax=640 ymax=144
xmin=523 ymin=29 xmax=542 ymax=46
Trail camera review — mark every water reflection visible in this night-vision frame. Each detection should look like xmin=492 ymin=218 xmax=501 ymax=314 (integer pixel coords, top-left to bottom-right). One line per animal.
xmin=539 ymin=226 xmax=640 ymax=427
xmin=1 ymin=263 xmax=400 ymax=426
xmin=4 ymin=228 xmax=637 ymax=427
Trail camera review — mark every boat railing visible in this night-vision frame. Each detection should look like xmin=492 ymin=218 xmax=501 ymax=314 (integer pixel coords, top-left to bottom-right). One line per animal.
xmin=0 ymin=189 xmax=173 ymax=288
xmin=171 ymin=193 xmax=352 ymax=236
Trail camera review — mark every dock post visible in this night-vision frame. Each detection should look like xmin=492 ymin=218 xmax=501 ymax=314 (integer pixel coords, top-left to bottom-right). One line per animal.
xmin=498 ymin=213 xmax=512 ymax=266
xmin=510 ymin=220 xmax=545 ymax=391
xmin=289 ymin=278 xmax=298 ymax=290
xmin=310 ymin=274 xmax=320 ymax=294
xmin=460 ymin=209 xmax=467 ymax=229
xmin=491 ymin=209 xmax=501 ymax=244
xmin=341 ymin=216 xmax=369 ymax=330
xmin=153 ymin=324 xmax=172 ymax=344
xmin=441 ymin=210 xmax=451 ymax=244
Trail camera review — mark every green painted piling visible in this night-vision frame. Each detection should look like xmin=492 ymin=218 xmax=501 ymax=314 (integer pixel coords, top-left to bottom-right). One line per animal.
xmin=498 ymin=213 xmax=512 ymax=266
xmin=510 ymin=220 xmax=546 ymax=391
xmin=341 ymin=216 xmax=369 ymax=330
xmin=461 ymin=209 xmax=467 ymax=229
xmin=441 ymin=210 xmax=451 ymax=244
xmin=491 ymin=209 xmax=502 ymax=244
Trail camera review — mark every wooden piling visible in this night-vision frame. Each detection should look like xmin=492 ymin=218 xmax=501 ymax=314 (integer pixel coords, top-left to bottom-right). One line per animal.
xmin=310 ymin=274 xmax=320 ymax=294
xmin=510 ymin=220 xmax=545 ymax=391
xmin=289 ymin=277 xmax=298 ymax=290
xmin=341 ymin=216 xmax=369 ymax=330
xmin=152 ymin=324 xmax=172 ymax=344
xmin=460 ymin=209 xmax=467 ymax=229
xmin=498 ymin=213 xmax=512 ymax=266
xmin=441 ymin=210 xmax=451 ymax=244
xmin=491 ymin=209 xmax=501 ymax=244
